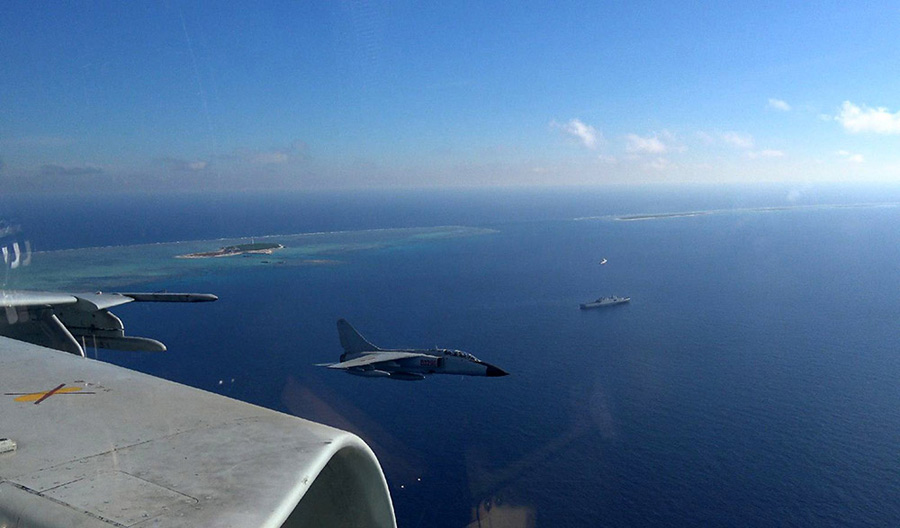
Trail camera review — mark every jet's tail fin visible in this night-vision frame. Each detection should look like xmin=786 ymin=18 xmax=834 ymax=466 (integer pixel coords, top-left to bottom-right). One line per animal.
xmin=337 ymin=319 xmax=381 ymax=354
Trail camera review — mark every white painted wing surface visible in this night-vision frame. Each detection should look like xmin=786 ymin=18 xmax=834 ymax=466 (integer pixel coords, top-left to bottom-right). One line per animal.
xmin=0 ymin=337 xmax=396 ymax=527
xmin=0 ymin=291 xmax=78 ymax=308
xmin=326 ymin=351 xmax=439 ymax=369
xmin=0 ymin=291 xmax=138 ymax=311
xmin=68 ymin=292 xmax=136 ymax=311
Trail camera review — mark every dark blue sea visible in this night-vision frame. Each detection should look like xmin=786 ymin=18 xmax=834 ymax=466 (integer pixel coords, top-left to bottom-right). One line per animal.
xmin=2 ymin=184 xmax=899 ymax=527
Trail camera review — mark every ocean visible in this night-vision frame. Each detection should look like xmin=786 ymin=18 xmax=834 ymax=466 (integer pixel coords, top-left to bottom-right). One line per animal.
xmin=2 ymin=184 xmax=899 ymax=527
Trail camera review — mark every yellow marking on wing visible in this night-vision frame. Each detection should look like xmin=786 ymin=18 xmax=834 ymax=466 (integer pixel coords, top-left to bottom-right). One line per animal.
xmin=14 ymin=386 xmax=83 ymax=402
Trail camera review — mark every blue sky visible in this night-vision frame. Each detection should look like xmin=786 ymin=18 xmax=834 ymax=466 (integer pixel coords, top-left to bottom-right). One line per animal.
xmin=2 ymin=1 xmax=899 ymax=191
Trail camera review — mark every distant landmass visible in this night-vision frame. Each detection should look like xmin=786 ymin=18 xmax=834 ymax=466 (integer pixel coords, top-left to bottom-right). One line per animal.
xmin=571 ymin=202 xmax=900 ymax=223
xmin=9 ymin=226 xmax=493 ymax=292
xmin=177 ymin=242 xmax=284 ymax=259
xmin=616 ymin=212 xmax=709 ymax=221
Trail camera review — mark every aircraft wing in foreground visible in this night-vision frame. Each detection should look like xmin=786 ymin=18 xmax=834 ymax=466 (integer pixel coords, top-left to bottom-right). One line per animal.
xmin=320 ymin=318 xmax=509 ymax=381
xmin=0 ymin=337 xmax=395 ymax=527
xmin=0 ymin=292 xmax=397 ymax=527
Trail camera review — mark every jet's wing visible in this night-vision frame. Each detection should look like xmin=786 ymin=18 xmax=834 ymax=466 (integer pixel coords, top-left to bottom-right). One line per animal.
xmin=325 ymin=351 xmax=439 ymax=369
xmin=0 ymin=290 xmax=217 ymax=356
xmin=0 ymin=291 xmax=218 ymax=308
xmin=0 ymin=336 xmax=396 ymax=527
xmin=0 ymin=290 xmax=79 ymax=308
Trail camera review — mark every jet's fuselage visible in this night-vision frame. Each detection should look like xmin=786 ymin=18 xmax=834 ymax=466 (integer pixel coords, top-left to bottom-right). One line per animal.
xmin=342 ymin=348 xmax=507 ymax=380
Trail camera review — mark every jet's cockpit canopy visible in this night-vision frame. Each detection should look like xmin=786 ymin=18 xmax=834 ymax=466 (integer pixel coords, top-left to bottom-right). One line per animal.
xmin=442 ymin=348 xmax=477 ymax=360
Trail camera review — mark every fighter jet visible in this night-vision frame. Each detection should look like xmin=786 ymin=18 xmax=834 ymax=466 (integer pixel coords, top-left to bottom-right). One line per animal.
xmin=320 ymin=319 xmax=509 ymax=381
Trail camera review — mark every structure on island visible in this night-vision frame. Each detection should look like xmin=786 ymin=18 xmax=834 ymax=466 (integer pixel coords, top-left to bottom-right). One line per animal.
xmin=177 ymin=242 xmax=284 ymax=259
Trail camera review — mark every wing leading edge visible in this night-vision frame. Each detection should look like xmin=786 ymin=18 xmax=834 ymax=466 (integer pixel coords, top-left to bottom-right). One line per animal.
xmin=325 ymin=351 xmax=439 ymax=369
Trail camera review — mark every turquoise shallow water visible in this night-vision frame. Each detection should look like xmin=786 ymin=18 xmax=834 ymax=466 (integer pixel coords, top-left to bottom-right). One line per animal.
xmin=2 ymin=186 xmax=899 ymax=527
xmin=4 ymin=226 xmax=493 ymax=291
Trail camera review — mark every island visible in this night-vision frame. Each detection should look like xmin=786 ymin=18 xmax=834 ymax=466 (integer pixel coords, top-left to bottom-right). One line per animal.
xmin=177 ymin=242 xmax=284 ymax=259
xmin=616 ymin=211 xmax=710 ymax=221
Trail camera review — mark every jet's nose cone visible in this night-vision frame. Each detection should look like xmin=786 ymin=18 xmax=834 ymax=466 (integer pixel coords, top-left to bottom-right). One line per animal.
xmin=485 ymin=364 xmax=509 ymax=377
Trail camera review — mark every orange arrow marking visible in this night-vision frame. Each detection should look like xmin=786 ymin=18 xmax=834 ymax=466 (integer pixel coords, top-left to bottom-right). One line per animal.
xmin=5 ymin=384 xmax=95 ymax=404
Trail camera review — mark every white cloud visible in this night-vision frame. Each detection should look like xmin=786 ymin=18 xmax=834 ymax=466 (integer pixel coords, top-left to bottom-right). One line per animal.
xmin=597 ymin=154 xmax=617 ymax=164
xmin=748 ymin=149 xmax=785 ymax=159
xmin=161 ymin=157 xmax=208 ymax=171
xmin=646 ymin=157 xmax=671 ymax=171
xmin=721 ymin=132 xmax=754 ymax=149
xmin=768 ymin=98 xmax=791 ymax=111
xmin=555 ymin=118 xmax=601 ymax=149
xmin=230 ymin=141 xmax=306 ymax=166
xmin=836 ymin=101 xmax=900 ymax=134
xmin=695 ymin=131 xmax=716 ymax=145
xmin=836 ymin=150 xmax=864 ymax=163
xmin=626 ymin=133 xmax=667 ymax=154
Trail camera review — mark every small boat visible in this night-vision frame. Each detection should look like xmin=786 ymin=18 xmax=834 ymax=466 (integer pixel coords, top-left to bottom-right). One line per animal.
xmin=580 ymin=296 xmax=630 ymax=309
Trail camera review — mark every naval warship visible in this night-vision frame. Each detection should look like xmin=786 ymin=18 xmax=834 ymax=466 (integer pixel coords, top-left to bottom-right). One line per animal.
xmin=580 ymin=296 xmax=630 ymax=309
